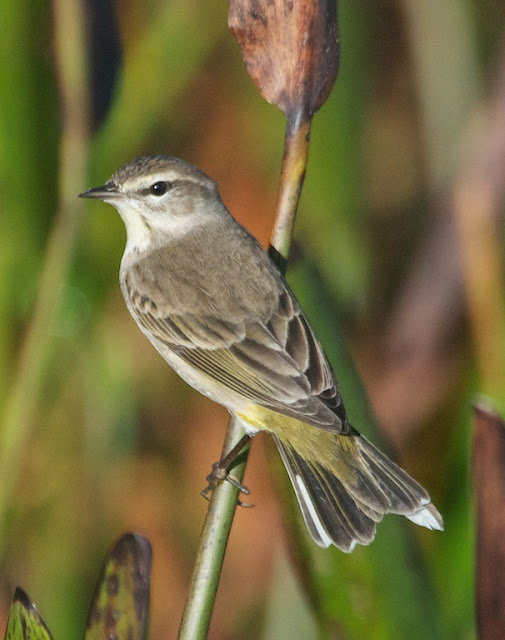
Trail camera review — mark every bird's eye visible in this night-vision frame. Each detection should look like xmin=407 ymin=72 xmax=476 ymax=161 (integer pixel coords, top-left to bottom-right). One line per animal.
xmin=149 ymin=181 xmax=170 ymax=196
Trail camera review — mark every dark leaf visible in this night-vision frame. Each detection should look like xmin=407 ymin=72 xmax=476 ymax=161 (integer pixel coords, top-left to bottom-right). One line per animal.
xmin=474 ymin=403 xmax=505 ymax=640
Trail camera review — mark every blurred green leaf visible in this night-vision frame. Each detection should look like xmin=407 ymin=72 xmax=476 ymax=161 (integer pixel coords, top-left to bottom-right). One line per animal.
xmin=89 ymin=1 xmax=227 ymax=181
xmin=296 ymin=2 xmax=370 ymax=309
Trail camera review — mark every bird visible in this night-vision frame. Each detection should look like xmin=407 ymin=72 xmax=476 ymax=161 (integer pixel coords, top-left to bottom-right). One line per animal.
xmin=79 ymin=154 xmax=443 ymax=552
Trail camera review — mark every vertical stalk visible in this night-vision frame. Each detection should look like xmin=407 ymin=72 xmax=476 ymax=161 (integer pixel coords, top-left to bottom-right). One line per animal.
xmin=0 ymin=0 xmax=89 ymax=533
xmin=178 ymin=416 xmax=248 ymax=639
xmin=270 ymin=113 xmax=311 ymax=265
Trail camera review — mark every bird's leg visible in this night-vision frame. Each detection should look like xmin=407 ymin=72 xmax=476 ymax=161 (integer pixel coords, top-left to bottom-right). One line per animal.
xmin=201 ymin=433 xmax=253 ymax=506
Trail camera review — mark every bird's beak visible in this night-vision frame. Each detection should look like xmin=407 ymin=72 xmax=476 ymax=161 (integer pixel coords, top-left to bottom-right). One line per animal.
xmin=79 ymin=181 xmax=120 ymax=200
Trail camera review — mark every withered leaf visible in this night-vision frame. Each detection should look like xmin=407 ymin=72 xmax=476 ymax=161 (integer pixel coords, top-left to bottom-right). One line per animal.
xmin=229 ymin=0 xmax=339 ymax=119
xmin=474 ymin=404 xmax=505 ymax=639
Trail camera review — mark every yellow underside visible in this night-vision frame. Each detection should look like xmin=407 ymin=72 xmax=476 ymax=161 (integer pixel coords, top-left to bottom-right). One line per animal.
xmin=236 ymin=403 xmax=360 ymax=477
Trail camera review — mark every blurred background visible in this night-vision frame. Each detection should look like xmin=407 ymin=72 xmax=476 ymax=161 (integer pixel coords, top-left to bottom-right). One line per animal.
xmin=1 ymin=0 xmax=505 ymax=637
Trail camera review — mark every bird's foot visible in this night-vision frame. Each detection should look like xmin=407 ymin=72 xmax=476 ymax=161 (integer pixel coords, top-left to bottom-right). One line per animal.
xmin=201 ymin=460 xmax=253 ymax=508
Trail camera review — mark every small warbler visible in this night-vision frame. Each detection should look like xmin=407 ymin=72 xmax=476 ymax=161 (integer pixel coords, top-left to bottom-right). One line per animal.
xmin=80 ymin=155 xmax=443 ymax=551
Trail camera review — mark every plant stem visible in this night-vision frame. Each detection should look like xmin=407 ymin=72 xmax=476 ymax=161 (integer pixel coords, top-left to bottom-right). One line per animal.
xmin=270 ymin=112 xmax=311 ymax=267
xmin=178 ymin=416 xmax=249 ymax=639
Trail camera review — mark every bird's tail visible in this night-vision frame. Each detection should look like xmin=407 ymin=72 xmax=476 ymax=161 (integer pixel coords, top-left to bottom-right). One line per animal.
xmin=273 ymin=432 xmax=443 ymax=552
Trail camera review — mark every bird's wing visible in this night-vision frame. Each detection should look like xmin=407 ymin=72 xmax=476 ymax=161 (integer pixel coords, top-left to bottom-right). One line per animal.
xmin=126 ymin=275 xmax=348 ymax=433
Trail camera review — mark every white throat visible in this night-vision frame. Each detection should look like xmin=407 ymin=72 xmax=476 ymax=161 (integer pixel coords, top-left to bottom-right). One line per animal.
xmin=122 ymin=212 xmax=154 ymax=256
xmin=113 ymin=198 xmax=215 ymax=259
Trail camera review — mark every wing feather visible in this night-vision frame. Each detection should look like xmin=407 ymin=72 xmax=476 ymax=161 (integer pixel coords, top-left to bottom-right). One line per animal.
xmin=125 ymin=269 xmax=347 ymax=433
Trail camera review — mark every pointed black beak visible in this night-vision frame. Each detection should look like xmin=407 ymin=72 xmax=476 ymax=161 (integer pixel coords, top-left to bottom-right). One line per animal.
xmin=79 ymin=181 xmax=120 ymax=200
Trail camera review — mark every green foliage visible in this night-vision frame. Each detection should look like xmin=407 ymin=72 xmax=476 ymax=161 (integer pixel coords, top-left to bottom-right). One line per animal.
xmin=4 ymin=589 xmax=53 ymax=640
xmin=3 ymin=534 xmax=151 ymax=640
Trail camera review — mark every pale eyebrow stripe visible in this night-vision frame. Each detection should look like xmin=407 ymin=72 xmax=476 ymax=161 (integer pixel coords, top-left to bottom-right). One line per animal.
xmin=136 ymin=176 xmax=214 ymax=195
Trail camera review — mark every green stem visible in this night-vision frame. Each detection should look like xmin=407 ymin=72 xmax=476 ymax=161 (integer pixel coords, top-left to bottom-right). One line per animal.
xmin=178 ymin=416 xmax=249 ymax=639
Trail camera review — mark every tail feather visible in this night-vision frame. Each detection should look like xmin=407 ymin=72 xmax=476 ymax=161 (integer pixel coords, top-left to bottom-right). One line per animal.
xmin=274 ymin=432 xmax=443 ymax=552
xmin=299 ymin=453 xmax=377 ymax=547
xmin=357 ymin=437 xmax=429 ymax=513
